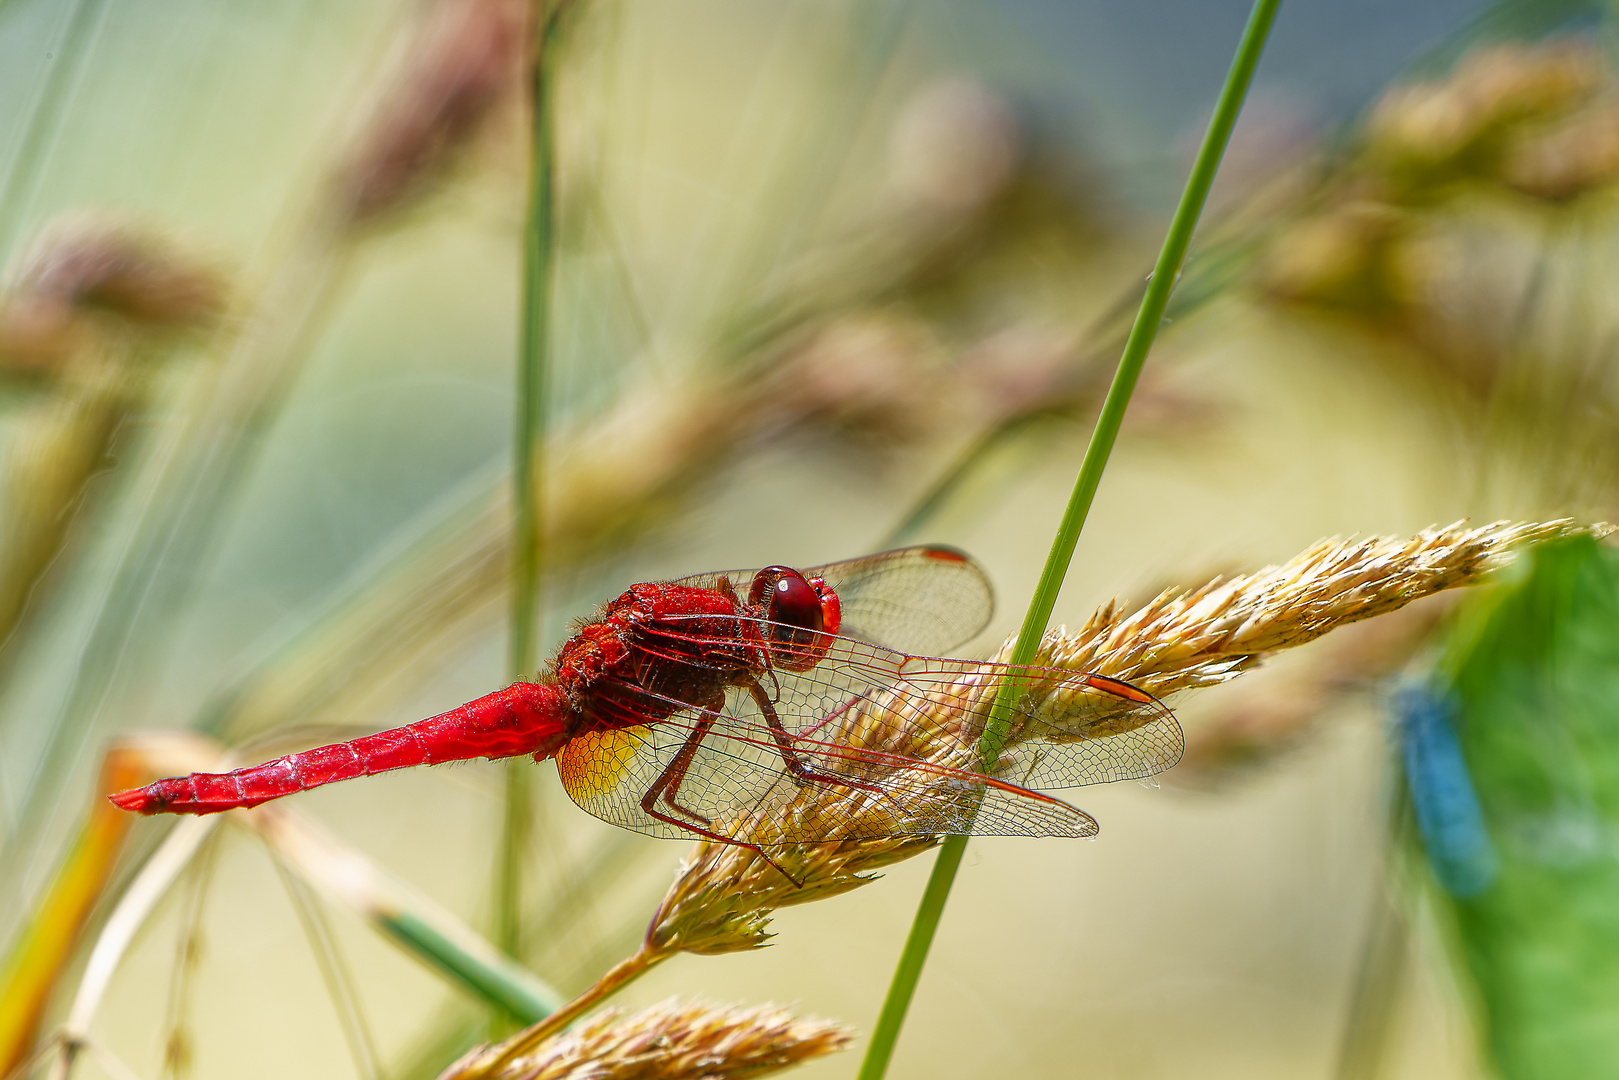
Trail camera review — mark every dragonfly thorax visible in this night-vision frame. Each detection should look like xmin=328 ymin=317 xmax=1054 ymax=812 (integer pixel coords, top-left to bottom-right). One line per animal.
xmin=553 ymin=582 xmax=764 ymax=730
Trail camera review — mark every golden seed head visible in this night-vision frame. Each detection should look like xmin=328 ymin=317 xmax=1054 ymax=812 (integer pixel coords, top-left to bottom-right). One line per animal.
xmin=889 ymin=78 xmax=1022 ymax=215
xmin=646 ymin=825 xmax=936 ymax=957
xmin=1258 ymin=201 xmax=1422 ymax=313
xmin=1024 ymin=519 xmax=1592 ymax=718
xmin=1173 ymin=595 xmax=1451 ymax=784
xmin=440 ymin=999 xmax=851 ymax=1080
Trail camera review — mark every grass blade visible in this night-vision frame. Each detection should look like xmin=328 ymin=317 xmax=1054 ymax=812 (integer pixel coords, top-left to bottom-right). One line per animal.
xmin=857 ymin=2 xmax=1284 ymax=1076
xmin=499 ymin=0 xmax=567 ymax=981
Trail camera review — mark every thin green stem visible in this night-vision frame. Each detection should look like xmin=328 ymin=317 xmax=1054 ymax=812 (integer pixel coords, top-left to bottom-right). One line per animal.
xmin=499 ymin=2 xmax=561 ymax=979
xmin=853 ymin=836 xmax=966 ymax=1080
xmin=379 ymin=911 xmax=563 ymax=1025
xmin=858 ymin=2 xmax=1283 ymax=1076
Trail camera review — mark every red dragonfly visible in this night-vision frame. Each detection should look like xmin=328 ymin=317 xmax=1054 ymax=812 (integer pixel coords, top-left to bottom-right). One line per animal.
xmin=112 ymin=547 xmax=1182 ymax=860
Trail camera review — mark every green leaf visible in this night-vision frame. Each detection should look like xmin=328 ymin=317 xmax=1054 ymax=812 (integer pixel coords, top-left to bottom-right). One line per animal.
xmin=1433 ymin=534 xmax=1619 ymax=1078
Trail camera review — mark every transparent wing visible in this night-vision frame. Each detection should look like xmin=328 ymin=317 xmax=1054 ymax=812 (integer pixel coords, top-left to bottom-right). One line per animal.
xmin=555 ymin=682 xmax=1100 ymax=846
xmin=555 ymin=616 xmax=1180 ymax=847
xmin=771 ymin=632 xmax=1186 ymax=792
xmin=667 ymin=545 xmax=993 ymax=654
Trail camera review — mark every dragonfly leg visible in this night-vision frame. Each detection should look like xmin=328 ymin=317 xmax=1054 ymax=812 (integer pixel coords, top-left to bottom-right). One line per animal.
xmin=640 ymin=798 xmax=802 ymax=886
xmin=742 ymin=679 xmax=905 ymax=813
xmin=638 ymin=708 xmax=803 ymax=886
xmin=643 ymin=709 xmax=718 ymax=827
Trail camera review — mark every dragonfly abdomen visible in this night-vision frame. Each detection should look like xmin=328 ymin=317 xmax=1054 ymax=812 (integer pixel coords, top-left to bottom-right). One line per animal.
xmin=111 ymin=681 xmax=573 ymax=815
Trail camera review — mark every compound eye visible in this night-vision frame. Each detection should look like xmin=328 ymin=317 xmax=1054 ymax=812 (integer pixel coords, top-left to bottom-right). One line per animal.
xmin=765 ymin=570 xmax=824 ymax=634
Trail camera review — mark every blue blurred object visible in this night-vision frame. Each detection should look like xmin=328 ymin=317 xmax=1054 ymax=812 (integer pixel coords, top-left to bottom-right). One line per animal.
xmin=1393 ymin=681 xmax=1499 ymax=897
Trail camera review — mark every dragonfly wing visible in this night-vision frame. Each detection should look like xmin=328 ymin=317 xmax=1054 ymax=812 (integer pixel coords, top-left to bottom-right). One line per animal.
xmin=807 ymin=546 xmax=994 ymax=655
xmin=555 ymin=684 xmax=802 ymax=844
xmin=556 ymin=721 xmax=704 ymax=842
xmin=666 ymin=546 xmax=993 ymax=655
xmin=554 ymin=677 xmax=1099 ymax=844
xmin=757 ymin=633 xmax=1185 ymax=792
xmin=997 ymin=691 xmax=1183 ymax=789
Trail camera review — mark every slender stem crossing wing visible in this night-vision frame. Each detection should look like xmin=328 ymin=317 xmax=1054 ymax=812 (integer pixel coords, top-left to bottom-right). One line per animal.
xmin=667 ymin=545 xmax=994 ymax=656
xmin=555 ymin=615 xmax=1182 ymax=848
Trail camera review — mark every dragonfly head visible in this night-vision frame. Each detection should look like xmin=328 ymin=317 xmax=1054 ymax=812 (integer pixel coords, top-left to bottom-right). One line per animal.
xmin=749 ymin=566 xmax=841 ymax=672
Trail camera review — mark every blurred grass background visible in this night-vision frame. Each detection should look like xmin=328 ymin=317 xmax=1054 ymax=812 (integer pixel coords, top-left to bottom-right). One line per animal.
xmin=5 ymin=0 xmax=1619 ymax=1077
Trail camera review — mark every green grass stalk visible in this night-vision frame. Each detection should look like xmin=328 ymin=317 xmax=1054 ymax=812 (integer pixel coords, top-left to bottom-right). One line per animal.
xmin=380 ymin=910 xmax=563 ymax=1025
xmin=856 ymin=2 xmax=1283 ymax=1076
xmin=499 ymin=0 xmax=565 ymax=984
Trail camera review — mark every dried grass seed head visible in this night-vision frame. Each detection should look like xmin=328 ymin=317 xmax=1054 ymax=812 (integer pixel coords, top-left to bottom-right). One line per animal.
xmin=1021 ymin=519 xmax=1591 ymax=738
xmin=645 ymin=645 xmax=988 ymax=955
xmin=1173 ymin=594 xmax=1452 ymax=784
xmin=1500 ymin=97 xmax=1619 ymax=201
xmin=647 ymin=830 xmax=935 ymax=957
xmin=441 ymin=999 xmax=851 ymax=1080
xmin=0 ymin=296 xmax=82 ymax=377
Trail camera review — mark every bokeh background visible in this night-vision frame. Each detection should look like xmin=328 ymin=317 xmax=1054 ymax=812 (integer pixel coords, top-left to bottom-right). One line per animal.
xmin=6 ymin=1 xmax=1619 ymax=1078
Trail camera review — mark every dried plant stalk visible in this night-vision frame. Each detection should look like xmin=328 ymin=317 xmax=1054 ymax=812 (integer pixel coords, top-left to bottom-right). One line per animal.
xmin=0 ymin=743 xmax=159 ymax=1074
xmin=441 ymin=999 xmax=850 ymax=1080
xmin=3 ymin=734 xmax=223 ymax=1078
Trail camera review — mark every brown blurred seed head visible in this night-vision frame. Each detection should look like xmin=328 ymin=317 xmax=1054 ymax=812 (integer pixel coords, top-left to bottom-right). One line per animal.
xmin=12 ymin=219 xmax=224 ymax=331
xmin=1258 ymin=200 xmax=1427 ymax=315
xmin=440 ymin=999 xmax=851 ymax=1080
xmin=1364 ymin=42 xmax=1603 ymax=190
xmin=0 ymin=296 xmax=83 ymax=376
xmin=338 ymin=0 xmax=529 ymax=225
xmin=956 ymin=324 xmax=1081 ymax=419
xmin=774 ymin=311 xmax=945 ymax=443
xmin=1499 ymin=99 xmax=1619 ymax=201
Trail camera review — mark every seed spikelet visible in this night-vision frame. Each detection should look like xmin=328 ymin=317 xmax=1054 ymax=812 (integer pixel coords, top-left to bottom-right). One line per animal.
xmin=439 ymin=999 xmax=851 ymax=1080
